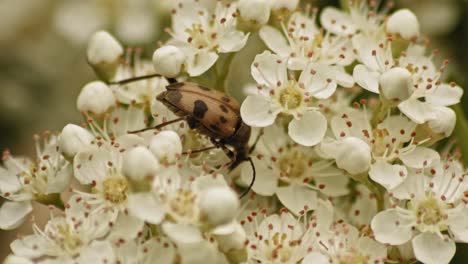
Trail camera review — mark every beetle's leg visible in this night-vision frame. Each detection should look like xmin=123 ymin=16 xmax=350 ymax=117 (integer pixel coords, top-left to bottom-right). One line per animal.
xmin=182 ymin=145 xmax=218 ymax=155
xmin=128 ymin=116 xmax=187 ymax=133
xmin=108 ymin=73 xmax=177 ymax=85
xmin=248 ymin=128 xmax=264 ymax=154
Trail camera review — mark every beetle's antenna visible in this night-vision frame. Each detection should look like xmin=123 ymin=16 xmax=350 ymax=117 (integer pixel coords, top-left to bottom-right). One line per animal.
xmin=239 ymin=157 xmax=256 ymax=199
xmin=128 ymin=116 xmax=187 ymax=133
xmin=108 ymin=73 xmax=177 ymax=85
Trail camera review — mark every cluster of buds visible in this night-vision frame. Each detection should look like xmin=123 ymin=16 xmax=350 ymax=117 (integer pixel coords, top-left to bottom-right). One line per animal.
xmin=1 ymin=1 xmax=467 ymax=264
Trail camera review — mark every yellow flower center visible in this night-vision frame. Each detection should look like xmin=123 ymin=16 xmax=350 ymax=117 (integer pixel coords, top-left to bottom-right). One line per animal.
xmin=416 ymin=197 xmax=444 ymax=226
xmin=167 ymin=189 xmax=198 ymax=221
xmin=102 ymin=177 xmax=129 ymax=204
xmin=278 ymin=83 xmax=304 ymax=110
xmin=56 ymin=224 xmax=83 ymax=256
xmin=278 ymin=150 xmax=307 ymax=179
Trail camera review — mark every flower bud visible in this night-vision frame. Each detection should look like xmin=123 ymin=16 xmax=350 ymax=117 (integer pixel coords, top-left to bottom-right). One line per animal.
xmin=122 ymin=146 xmax=159 ymax=180
xmin=59 ymin=124 xmax=94 ymax=159
xmin=77 ymin=81 xmax=116 ymax=114
xmin=270 ymin=0 xmax=299 ymax=11
xmin=213 ymin=222 xmax=246 ymax=252
xmin=380 ymin=67 xmax=413 ymax=103
xmin=387 ymin=9 xmax=420 ymax=39
xmin=238 ymin=0 xmax=271 ymax=24
xmin=149 ymin=131 xmax=182 ymax=163
xmin=198 ymin=187 xmax=239 ymax=227
xmin=335 ymin=137 xmax=371 ymax=175
xmin=87 ymin=31 xmax=124 ymax=81
xmin=152 ymin=45 xmax=186 ymax=78
xmin=428 ymin=107 xmax=456 ymax=137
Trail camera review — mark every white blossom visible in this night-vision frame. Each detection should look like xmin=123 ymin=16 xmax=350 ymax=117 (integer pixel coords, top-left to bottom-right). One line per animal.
xmin=0 ymin=135 xmax=72 ymax=229
xmin=86 ymin=31 xmax=123 ymax=80
xmin=386 ymin=9 xmax=420 ymax=40
xmin=371 ymin=159 xmax=468 ymax=264
xmin=77 ymin=81 xmax=116 ymax=114
xmin=167 ymin=0 xmax=249 ymax=76
xmin=240 ymin=51 xmax=329 ymax=146
xmin=153 ymin=45 xmax=186 ymax=78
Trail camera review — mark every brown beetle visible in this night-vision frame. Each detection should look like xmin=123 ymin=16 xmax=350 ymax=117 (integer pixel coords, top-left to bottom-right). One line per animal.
xmin=111 ymin=74 xmax=256 ymax=198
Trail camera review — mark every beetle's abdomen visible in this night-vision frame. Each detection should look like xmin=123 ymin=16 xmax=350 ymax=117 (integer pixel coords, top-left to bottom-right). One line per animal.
xmin=158 ymin=89 xmax=240 ymax=138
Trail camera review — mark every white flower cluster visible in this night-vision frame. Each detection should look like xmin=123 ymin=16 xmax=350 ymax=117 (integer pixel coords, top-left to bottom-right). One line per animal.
xmin=2 ymin=1 xmax=467 ymax=264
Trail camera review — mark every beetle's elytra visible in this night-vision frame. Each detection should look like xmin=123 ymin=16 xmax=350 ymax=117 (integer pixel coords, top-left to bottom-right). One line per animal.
xmin=111 ymin=74 xmax=256 ymax=198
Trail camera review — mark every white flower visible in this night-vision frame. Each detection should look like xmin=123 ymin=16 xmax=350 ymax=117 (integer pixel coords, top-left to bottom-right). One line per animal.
xmin=240 ymin=51 xmax=329 ymax=146
xmin=168 ymin=1 xmax=249 ymax=76
xmin=270 ymin=0 xmax=299 ymax=11
xmin=300 ymin=199 xmax=387 ymax=264
xmin=379 ymin=67 xmax=414 ymax=103
xmin=0 ymin=135 xmax=72 ymax=229
xmin=427 ymin=106 xmax=456 ymax=137
xmin=259 ymin=12 xmax=356 ymax=71
xmin=122 ymin=146 xmax=160 ymax=181
xmin=113 ymin=237 xmax=177 ymax=264
xmin=112 ymin=54 xmax=169 ymax=105
xmin=86 ymin=31 xmax=123 ymax=81
xmin=320 ymin=1 xmax=386 ymax=38
xmin=323 ymin=109 xmax=424 ymax=189
xmin=237 ymin=0 xmax=271 ymax=24
xmin=352 ymin=36 xmax=394 ymax=93
xmin=10 ymin=198 xmax=114 ymax=263
xmin=371 ymin=159 xmax=467 ymax=264
xmin=149 ymin=131 xmax=183 ymax=164
xmin=241 ymin=125 xmax=348 ymax=214
xmin=198 ymin=186 xmax=240 ymax=227
xmin=397 ymin=46 xmax=463 ymax=124
xmin=77 ymin=81 xmax=116 ymax=114
xmin=153 ymin=45 xmax=186 ymax=78
xmin=59 ymin=124 xmax=94 ymax=159
xmin=243 ymin=212 xmax=315 ymax=263
xmin=386 ymin=9 xmax=420 ymax=40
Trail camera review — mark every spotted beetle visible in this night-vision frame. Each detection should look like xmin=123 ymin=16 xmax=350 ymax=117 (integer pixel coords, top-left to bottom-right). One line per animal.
xmin=111 ymin=74 xmax=256 ymax=198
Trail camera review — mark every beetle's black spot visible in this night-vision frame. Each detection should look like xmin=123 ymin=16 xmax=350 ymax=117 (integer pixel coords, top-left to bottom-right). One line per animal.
xmin=197 ymin=84 xmax=211 ymax=91
xmin=167 ymin=82 xmax=185 ymax=90
xmin=219 ymin=116 xmax=228 ymax=123
xmin=166 ymin=91 xmax=183 ymax=103
xmin=193 ymin=100 xmax=208 ymax=119
xmin=210 ymin=124 xmax=220 ymax=131
xmin=221 ymin=96 xmax=231 ymax=103
xmin=219 ymin=105 xmax=229 ymax=113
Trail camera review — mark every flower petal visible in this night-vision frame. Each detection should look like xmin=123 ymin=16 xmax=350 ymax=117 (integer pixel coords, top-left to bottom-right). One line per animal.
xmin=353 ymin=64 xmax=380 ymax=93
xmin=127 ymin=193 xmax=165 ymax=224
xmin=276 ymin=185 xmax=317 ymax=215
xmin=162 ymin=222 xmax=204 ymax=244
xmin=186 ymin=50 xmax=218 ymax=76
xmin=320 ymin=7 xmax=356 ymax=35
xmin=241 ymin=158 xmax=277 ymax=196
xmin=77 ymin=240 xmax=115 ymax=264
xmin=107 ymin=214 xmax=145 ymax=242
xmin=426 ymin=83 xmax=463 ymax=106
xmin=0 ymin=167 xmax=22 ymax=194
xmin=0 ymin=201 xmax=32 ymax=230
xmin=371 ymin=208 xmax=414 ymax=245
xmin=218 ymin=31 xmax=249 ymax=53
xmin=288 ymin=111 xmax=327 ymax=146
xmin=240 ymin=95 xmax=279 ymax=127
xmin=251 ymin=51 xmax=288 ymax=87
xmin=412 ymin=233 xmax=456 ymax=264
xmin=398 ymin=98 xmax=436 ymax=124
xmin=399 ymin=147 xmax=440 ymax=169
xmin=73 ymin=147 xmax=111 ymax=185
xmin=302 ymin=252 xmax=329 ymax=264
xmin=10 ymin=235 xmax=45 ymax=259
xmin=138 ymin=238 xmax=176 ymax=264
xmin=259 ymin=26 xmax=291 ymax=56
xmin=369 ymin=160 xmax=408 ymax=190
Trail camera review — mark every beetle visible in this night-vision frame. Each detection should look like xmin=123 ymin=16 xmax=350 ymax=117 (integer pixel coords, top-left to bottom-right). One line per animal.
xmin=110 ymin=74 xmax=256 ymax=198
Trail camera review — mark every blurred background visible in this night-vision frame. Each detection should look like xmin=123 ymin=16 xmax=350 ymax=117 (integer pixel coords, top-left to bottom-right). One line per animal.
xmin=0 ymin=0 xmax=467 ymax=262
